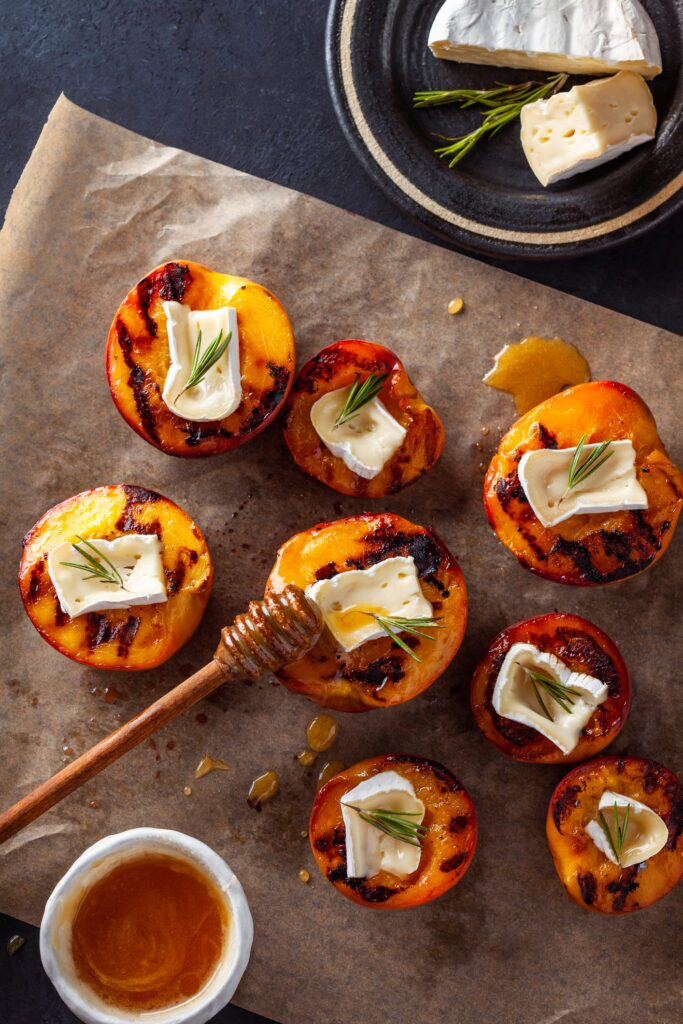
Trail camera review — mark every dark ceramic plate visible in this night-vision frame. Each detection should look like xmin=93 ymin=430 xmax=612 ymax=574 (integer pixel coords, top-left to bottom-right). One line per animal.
xmin=326 ymin=0 xmax=683 ymax=259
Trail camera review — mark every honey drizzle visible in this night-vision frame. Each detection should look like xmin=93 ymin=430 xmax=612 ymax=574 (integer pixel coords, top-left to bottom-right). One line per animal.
xmin=247 ymin=770 xmax=279 ymax=810
xmin=483 ymin=336 xmax=590 ymax=415
xmin=306 ymin=714 xmax=339 ymax=753
xmin=316 ymin=760 xmax=345 ymax=791
xmin=194 ymin=755 xmax=231 ymax=780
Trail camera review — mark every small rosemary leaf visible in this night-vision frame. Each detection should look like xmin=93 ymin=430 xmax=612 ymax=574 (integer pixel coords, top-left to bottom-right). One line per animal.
xmin=334 ymin=372 xmax=389 ymax=428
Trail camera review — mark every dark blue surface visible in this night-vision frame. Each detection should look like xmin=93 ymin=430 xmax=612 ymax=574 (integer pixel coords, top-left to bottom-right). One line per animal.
xmin=0 ymin=2 xmax=681 ymax=1022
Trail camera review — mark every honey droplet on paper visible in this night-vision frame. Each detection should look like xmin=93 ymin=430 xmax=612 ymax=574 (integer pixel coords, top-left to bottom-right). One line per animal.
xmin=194 ymin=755 xmax=231 ymax=780
xmin=306 ymin=714 xmax=339 ymax=753
xmin=483 ymin=336 xmax=590 ymax=415
xmin=296 ymin=748 xmax=316 ymax=767
xmin=316 ymin=760 xmax=345 ymax=790
xmin=298 ymin=869 xmax=310 ymax=884
xmin=183 ymin=786 xmax=193 ymax=797
xmin=448 ymin=296 xmax=464 ymax=315
xmin=247 ymin=770 xmax=279 ymax=810
xmin=7 ymin=935 xmax=25 ymax=956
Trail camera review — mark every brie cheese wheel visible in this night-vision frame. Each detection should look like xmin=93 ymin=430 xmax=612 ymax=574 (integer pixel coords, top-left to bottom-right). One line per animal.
xmin=305 ymin=556 xmax=432 ymax=653
xmin=310 ymin=387 xmax=406 ymax=479
xmin=492 ymin=643 xmax=608 ymax=754
xmin=585 ymin=791 xmax=668 ymax=868
xmin=162 ymin=301 xmax=241 ymax=422
xmin=521 ymin=72 xmax=657 ymax=187
xmin=518 ymin=439 xmax=648 ymax=527
xmin=48 ymin=535 xmax=167 ymax=619
xmin=428 ymin=0 xmax=662 ymax=79
xmin=341 ymin=771 xmax=426 ymax=878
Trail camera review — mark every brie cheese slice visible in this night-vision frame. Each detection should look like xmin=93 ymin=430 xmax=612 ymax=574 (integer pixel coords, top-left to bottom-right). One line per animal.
xmin=585 ymin=791 xmax=668 ymax=868
xmin=48 ymin=535 xmax=167 ymax=619
xmin=521 ymin=72 xmax=657 ymax=187
xmin=162 ymin=301 xmax=241 ymax=422
xmin=310 ymin=387 xmax=406 ymax=479
xmin=428 ymin=0 xmax=662 ymax=79
xmin=492 ymin=643 xmax=608 ymax=754
xmin=305 ymin=556 xmax=432 ymax=653
xmin=341 ymin=771 xmax=425 ymax=879
xmin=518 ymin=439 xmax=648 ymax=527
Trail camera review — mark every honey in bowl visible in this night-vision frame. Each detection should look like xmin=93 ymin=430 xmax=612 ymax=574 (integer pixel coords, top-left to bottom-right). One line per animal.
xmin=70 ymin=852 xmax=228 ymax=1012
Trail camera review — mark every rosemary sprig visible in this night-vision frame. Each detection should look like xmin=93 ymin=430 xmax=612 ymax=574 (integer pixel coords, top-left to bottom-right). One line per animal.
xmin=517 ymin=664 xmax=581 ymax=722
xmin=559 ymin=434 xmax=614 ymax=504
xmin=346 ymin=805 xmax=428 ymax=848
xmin=598 ymin=801 xmax=631 ymax=865
xmin=413 ymin=74 xmax=568 ymax=168
xmin=60 ymin=536 xmax=127 ymax=590
xmin=176 ymin=327 xmax=232 ymax=400
xmin=368 ymin=614 xmax=444 ymax=663
xmin=334 ymin=372 xmax=389 ymax=428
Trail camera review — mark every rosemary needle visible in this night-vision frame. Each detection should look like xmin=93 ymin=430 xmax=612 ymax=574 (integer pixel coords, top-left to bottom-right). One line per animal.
xmin=334 ymin=372 xmax=389 ymax=428
xmin=367 ymin=614 xmax=444 ymax=663
xmin=346 ymin=805 xmax=428 ymax=848
xmin=598 ymin=801 xmax=631 ymax=865
xmin=413 ymin=74 xmax=568 ymax=169
xmin=517 ymin=664 xmax=581 ymax=721
xmin=176 ymin=327 xmax=232 ymax=400
xmin=559 ymin=434 xmax=614 ymax=504
xmin=60 ymin=536 xmax=127 ymax=590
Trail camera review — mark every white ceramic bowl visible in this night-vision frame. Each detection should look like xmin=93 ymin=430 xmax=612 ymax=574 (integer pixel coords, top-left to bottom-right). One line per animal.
xmin=40 ymin=828 xmax=253 ymax=1024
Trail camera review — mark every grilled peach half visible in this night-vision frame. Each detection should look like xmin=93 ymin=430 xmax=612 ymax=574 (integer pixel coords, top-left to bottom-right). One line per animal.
xmin=19 ymin=485 xmax=213 ymax=670
xmin=283 ymin=340 xmax=444 ymax=497
xmin=310 ymin=755 xmax=476 ymax=908
xmin=265 ymin=513 xmax=467 ymax=712
xmin=484 ymin=382 xmax=683 ymax=585
xmin=470 ymin=613 xmax=630 ymax=764
xmin=106 ymin=260 xmax=295 ymax=457
xmin=547 ymin=756 xmax=683 ymax=914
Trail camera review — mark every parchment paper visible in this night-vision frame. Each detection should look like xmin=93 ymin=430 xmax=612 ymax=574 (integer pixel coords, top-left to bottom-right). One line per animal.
xmin=1 ymin=95 xmax=681 ymax=1024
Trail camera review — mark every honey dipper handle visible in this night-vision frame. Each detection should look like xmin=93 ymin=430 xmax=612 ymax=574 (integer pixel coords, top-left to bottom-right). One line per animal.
xmin=0 ymin=585 xmax=322 ymax=845
xmin=0 ymin=659 xmax=225 ymax=845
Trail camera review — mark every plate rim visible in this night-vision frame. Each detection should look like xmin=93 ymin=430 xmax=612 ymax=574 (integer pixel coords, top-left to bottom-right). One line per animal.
xmin=326 ymin=0 xmax=683 ymax=260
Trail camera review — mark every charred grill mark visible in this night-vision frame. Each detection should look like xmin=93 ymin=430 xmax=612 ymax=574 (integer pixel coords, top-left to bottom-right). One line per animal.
xmin=643 ymin=765 xmax=661 ymax=793
xmin=158 ymin=262 xmax=191 ymax=302
xmin=136 ymin=276 xmax=158 ymax=337
xmin=85 ymin=613 xmax=141 ymax=656
xmin=554 ymin=628 xmax=621 ymax=698
xmin=345 ymin=878 xmax=399 ymax=903
xmin=607 ymin=867 xmax=639 ymax=911
xmin=549 ymin=537 xmax=606 ymax=585
xmin=495 ymin=473 xmax=528 ymax=512
xmin=235 ymin=371 xmax=290 ymax=438
xmin=165 ymin=561 xmax=186 ymax=595
xmin=384 ymin=755 xmax=462 ymax=793
xmin=117 ymin=616 xmax=141 ymax=658
xmin=116 ymin=319 xmax=161 ymax=445
xmin=326 ymin=865 xmax=347 ymax=883
xmin=537 ymin=424 xmax=558 ymax=449
xmin=27 ymin=559 xmax=45 ymax=601
xmin=550 ymin=510 xmax=665 ymax=584
xmin=54 ymin=597 xmax=69 ymax=627
xmin=314 ymin=562 xmax=338 ymax=581
xmin=516 ymin=525 xmax=547 ymax=563
xmin=553 ymin=784 xmax=582 ymax=832
xmin=345 ymin=656 xmax=405 ymax=689
xmin=440 ymin=852 xmax=467 ymax=873
xmin=448 ymin=815 xmax=471 ymax=834
xmin=578 ymin=871 xmax=597 ymax=906
xmin=358 ymin=525 xmax=451 ymax=595
xmin=665 ymin=783 xmax=683 ymax=851
xmin=183 ymin=424 xmax=233 ymax=447
xmin=313 ymin=825 xmax=346 ymax=854
xmin=115 ymin=486 xmax=162 ymax=535
xmin=294 ymin=347 xmax=390 ymax=395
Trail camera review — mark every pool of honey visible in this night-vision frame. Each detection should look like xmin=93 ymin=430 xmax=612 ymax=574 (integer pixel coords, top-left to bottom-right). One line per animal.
xmin=70 ymin=852 xmax=227 ymax=1012
xmin=484 ymin=336 xmax=590 ymax=414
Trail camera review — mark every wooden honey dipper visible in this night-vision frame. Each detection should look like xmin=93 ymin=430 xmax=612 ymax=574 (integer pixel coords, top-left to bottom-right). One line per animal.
xmin=0 ymin=586 xmax=322 ymax=844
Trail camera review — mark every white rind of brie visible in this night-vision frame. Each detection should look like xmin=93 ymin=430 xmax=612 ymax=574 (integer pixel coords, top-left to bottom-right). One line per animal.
xmin=585 ymin=791 xmax=668 ymax=868
xmin=48 ymin=535 xmax=167 ymax=619
xmin=518 ymin=439 xmax=648 ymax=528
xmin=428 ymin=0 xmax=662 ymax=79
xmin=310 ymin=387 xmax=406 ymax=479
xmin=162 ymin=301 xmax=241 ymax=422
xmin=341 ymin=771 xmax=425 ymax=879
xmin=520 ymin=72 xmax=657 ymax=187
xmin=305 ymin=556 xmax=432 ymax=653
xmin=492 ymin=643 xmax=608 ymax=754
